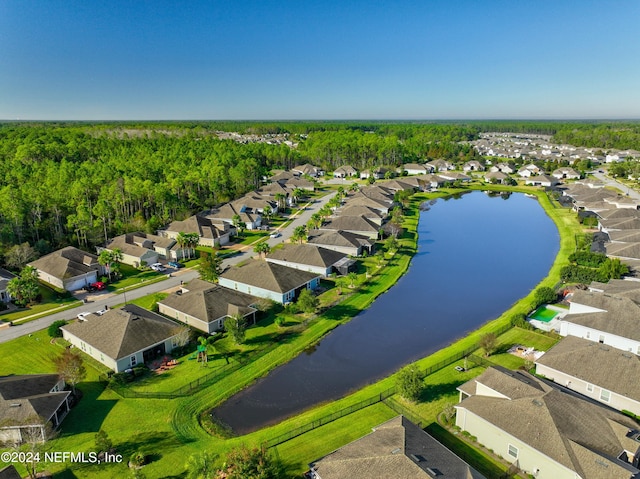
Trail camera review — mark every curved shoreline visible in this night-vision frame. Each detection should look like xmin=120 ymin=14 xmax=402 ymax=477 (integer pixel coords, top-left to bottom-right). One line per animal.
xmin=187 ymin=185 xmax=574 ymax=441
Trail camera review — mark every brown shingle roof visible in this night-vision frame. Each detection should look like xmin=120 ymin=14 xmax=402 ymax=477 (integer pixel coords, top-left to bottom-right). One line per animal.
xmin=61 ymin=304 xmax=181 ymax=360
xmin=307 ymin=230 xmax=375 ymax=249
xmin=0 ymin=375 xmax=70 ymax=426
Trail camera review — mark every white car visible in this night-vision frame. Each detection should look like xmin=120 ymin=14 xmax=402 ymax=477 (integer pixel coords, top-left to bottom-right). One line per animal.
xmin=269 ymin=232 xmax=281 ymax=238
xmin=150 ymin=263 xmax=166 ymax=272
xmin=77 ymin=312 xmax=92 ymax=321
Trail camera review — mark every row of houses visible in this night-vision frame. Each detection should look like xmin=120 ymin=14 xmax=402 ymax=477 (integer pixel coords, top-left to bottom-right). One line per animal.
xmin=472 ymin=132 xmax=640 ymax=164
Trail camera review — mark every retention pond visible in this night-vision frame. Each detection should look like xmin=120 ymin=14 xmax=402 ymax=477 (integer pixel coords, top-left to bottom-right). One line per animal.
xmin=211 ymin=191 xmax=559 ymax=434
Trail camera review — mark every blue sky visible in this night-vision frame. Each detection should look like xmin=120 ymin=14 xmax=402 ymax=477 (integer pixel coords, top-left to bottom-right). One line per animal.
xmin=1 ymin=0 xmax=639 ymax=120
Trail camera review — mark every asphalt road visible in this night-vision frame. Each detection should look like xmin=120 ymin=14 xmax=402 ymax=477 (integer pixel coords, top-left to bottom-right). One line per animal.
xmin=0 ymin=191 xmax=336 ymax=343
xmin=592 ymin=171 xmax=640 ymax=200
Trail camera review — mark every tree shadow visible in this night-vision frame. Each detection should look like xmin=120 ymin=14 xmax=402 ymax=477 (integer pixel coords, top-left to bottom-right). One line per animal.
xmin=418 ymin=381 xmax=467 ymax=403
xmin=59 ymin=381 xmax=118 ymax=435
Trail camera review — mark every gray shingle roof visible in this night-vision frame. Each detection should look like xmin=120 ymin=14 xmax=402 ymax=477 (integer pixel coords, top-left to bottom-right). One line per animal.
xmin=266 ymin=244 xmax=347 ymax=269
xmin=28 ymin=246 xmax=100 ymax=280
xmin=536 ymin=336 xmax=640 ymax=401
xmin=220 ymin=260 xmax=320 ymax=293
xmin=0 ymin=375 xmax=70 ymax=426
xmin=310 ymin=416 xmax=484 ymax=479
xmin=61 ymin=304 xmax=181 ymax=360
xmin=457 ymin=367 xmax=640 ymax=479
xmin=307 ymin=230 xmax=375 ymax=249
xmin=164 ymin=214 xmax=228 ymax=239
xmin=159 ymin=280 xmax=258 ymax=323
xmin=321 ymin=215 xmax=380 ymax=235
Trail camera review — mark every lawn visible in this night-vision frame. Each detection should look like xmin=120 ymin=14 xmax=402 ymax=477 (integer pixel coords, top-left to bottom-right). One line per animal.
xmin=0 ymin=284 xmax=81 ymax=324
xmin=0 ymin=185 xmax=584 ymax=478
xmin=106 ymin=263 xmax=169 ymax=291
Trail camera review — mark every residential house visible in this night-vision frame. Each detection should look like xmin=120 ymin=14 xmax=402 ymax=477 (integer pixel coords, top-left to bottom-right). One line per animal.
xmin=162 ymin=214 xmax=231 ymax=247
xmin=158 ymin=279 xmax=258 ymax=334
xmin=207 ymin=202 xmax=262 ymax=230
xmin=219 ymin=260 xmax=321 ymax=304
xmin=552 ymin=167 xmax=581 ymax=180
xmin=425 ymin=159 xmax=452 ymax=172
xmin=456 ymin=366 xmax=640 ymax=479
xmin=343 ymin=195 xmax=391 ymax=215
xmin=292 ymin=163 xmax=324 ymax=178
xmin=284 ymin=176 xmax=315 ymax=192
xmin=437 ymin=172 xmax=472 ymax=183
xmin=28 ymin=246 xmax=105 ymax=291
xmin=266 ymin=244 xmax=348 ymax=277
xmin=605 ymin=242 xmax=640 ymax=262
xmin=0 ymin=268 xmax=16 ymax=303
xmin=603 ymin=196 xmax=640 ymax=210
xmin=333 ymin=165 xmax=358 ymax=178
xmin=525 ymin=175 xmax=558 ymax=187
xmin=463 ymin=160 xmax=484 ymax=172
xmin=320 ymin=215 xmax=380 ymax=240
xmin=360 ymin=167 xmax=390 ymax=180
xmin=536 ymin=336 xmax=640 ymax=416
xmin=307 ymin=230 xmax=375 ymax=257
xmin=402 ymin=163 xmax=431 ymax=175
xmin=61 ymin=304 xmax=183 ymax=372
xmin=489 ymin=163 xmax=515 ymax=174
xmin=381 ymin=179 xmax=416 ymax=192
xmin=599 ymin=217 xmax=640 ymax=234
xmin=420 ymin=174 xmax=448 ymax=189
xmin=309 ymin=415 xmax=485 ymax=479
xmin=337 ymin=205 xmax=385 ymax=225
xmin=100 ymin=232 xmax=187 ymax=267
xmin=0 ymin=375 xmax=71 ymax=445
xmin=607 ymin=230 xmax=640 ymax=243
xmin=269 ymin=170 xmax=296 ymax=183
xmin=484 ymin=171 xmax=510 ymax=184
xmin=560 ymin=290 xmax=640 ymax=354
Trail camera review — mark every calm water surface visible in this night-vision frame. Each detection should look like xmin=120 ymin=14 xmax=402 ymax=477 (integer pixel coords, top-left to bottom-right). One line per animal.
xmin=212 ymin=191 xmax=559 ymax=434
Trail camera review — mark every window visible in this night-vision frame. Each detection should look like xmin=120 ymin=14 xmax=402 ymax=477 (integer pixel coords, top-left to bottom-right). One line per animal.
xmin=600 ymin=389 xmax=611 ymax=402
xmin=508 ymin=444 xmax=519 ymax=459
xmin=585 ymin=331 xmax=590 ymax=339
xmin=586 ymin=383 xmax=594 ymax=393
xmin=599 ymin=335 xmax=605 ymax=344
xmin=131 ymin=355 xmax=137 ymax=367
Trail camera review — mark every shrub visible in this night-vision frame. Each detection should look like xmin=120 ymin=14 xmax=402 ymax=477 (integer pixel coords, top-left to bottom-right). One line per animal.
xmin=396 ymin=364 xmax=424 ymax=402
xmin=48 ymin=320 xmax=67 ymax=338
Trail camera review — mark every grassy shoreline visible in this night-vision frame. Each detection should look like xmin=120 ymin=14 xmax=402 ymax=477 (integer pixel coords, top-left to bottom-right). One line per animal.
xmin=1 ymin=185 xmax=581 ymax=478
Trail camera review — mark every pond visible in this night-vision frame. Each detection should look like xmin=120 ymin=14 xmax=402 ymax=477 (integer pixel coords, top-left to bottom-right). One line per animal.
xmin=211 ymin=191 xmax=559 ymax=434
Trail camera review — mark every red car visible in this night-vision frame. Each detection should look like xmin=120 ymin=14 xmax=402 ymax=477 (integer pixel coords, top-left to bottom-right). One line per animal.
xmin=84 ymin=281 xmax=106 ymax=292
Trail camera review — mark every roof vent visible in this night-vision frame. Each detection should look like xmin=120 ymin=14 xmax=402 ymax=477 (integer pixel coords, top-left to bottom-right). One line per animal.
xmin=410 ymin=454 xmax=425 ymax=463
xmin=532 ymin=399 xmax=544 ymax=407
xmin=10 ymin=403 xmax=21 ymax=407
xmin=391 ymin=448 xmax=401 ymax=455
xmin=426 ymin=467 xmax=442 ymax=477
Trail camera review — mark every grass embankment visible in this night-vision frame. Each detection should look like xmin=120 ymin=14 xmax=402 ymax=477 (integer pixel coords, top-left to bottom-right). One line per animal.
xmin=1 ymin=186 xmax=579 ymax=478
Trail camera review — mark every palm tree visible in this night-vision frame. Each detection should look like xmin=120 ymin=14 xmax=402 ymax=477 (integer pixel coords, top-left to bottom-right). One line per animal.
xmin=111 ymin=248 xmax=123 ymax=278
xmin=335 ymin=277 xmax=348 ymax=295
xmin=274 ymin=193 xmax=286 ymax=211
xmin=292 ymin=188 xmax=305 ymax=204
xmin=176 ymin=232 xmax=188 ymax=260
xmin=253 ymin=242 xmax=271 ymax=259
xmin=232 ymin=214 xmax=244 ymax=237
xmin=309 ymin=213 xmax=323 ymax=230
xmin=292 ymin=225 xmax=307 ymax=244
xmin=262 ymin=205 xmax=272 ymax=225
xmin=350 ymin=182 xmax=360 ymax=192
xmin=347 ymin=272 xmax=358 ymax=288
xmin=185 ymin=233 xmax=200 ymax=259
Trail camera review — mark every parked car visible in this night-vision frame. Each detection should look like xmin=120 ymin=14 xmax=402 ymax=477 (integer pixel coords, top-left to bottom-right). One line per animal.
xmin=77 ymin=312 xmax=92 ymax=321
xmin=167 ymin=261 xmax=183 ymax=269
xmin=269 ymin=232 xmax=281 ymax=238
xmin=91 ymin=281 xmax=106 ymax=290
xmin=150 ymin=263 xmax=166 ymax=272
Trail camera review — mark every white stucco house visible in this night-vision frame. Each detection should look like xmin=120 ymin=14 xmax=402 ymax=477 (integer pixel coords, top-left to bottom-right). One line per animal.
xmin=28 ymin=246 xmax=105 ymax=291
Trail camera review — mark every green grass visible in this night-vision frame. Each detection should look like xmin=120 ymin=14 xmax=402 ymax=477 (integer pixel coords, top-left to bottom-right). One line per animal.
xmin=0 ymin=185 xmax=583 ymax=478
xmin=0 ymin=284 xmax=81 ymax=323
xmin=106 ymin=263 xmax=168 ymax=291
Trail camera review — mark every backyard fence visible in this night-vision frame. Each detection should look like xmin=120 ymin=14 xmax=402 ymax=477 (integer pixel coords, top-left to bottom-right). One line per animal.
xmin=265 ymin=338 xmax=505 ymax=448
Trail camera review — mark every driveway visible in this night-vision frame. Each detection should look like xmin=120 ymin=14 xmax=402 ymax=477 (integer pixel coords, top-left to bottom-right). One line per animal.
xmin=0 ymin=190 xmax=337 ymax=343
